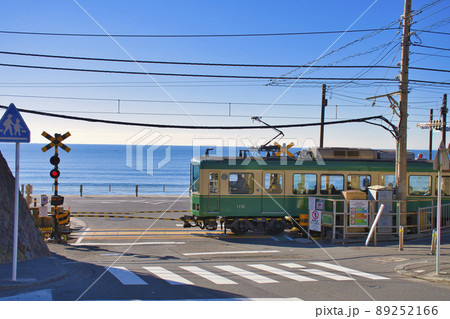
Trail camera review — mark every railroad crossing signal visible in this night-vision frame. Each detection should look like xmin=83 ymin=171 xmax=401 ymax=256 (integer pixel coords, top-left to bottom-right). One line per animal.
xmin=49 ymin=154 xmax=61 ymax=179
xmin=41 ymin=131 xmax=71 ymax=153
xmin=41 ymin=131 xmax=71 ymax=242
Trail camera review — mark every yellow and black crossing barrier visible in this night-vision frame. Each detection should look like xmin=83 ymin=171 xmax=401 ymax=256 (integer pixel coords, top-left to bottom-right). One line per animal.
xmin=56 ymin=211 xmax=70 ymax=225
xmin=70 ymin=210 xmax=189 ymax=221
xmin=70 ymin=213 xmax=182 ymax=221
xmin=135 ymin=210 xmax=190 ymax=214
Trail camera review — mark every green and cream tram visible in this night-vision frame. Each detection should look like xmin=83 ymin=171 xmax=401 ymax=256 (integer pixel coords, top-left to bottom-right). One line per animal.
xmin=182 ymin=147 xmax=450 ymax=235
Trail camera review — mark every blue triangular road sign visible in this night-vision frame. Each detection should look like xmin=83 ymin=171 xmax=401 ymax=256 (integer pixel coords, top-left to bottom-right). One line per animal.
xmin=0 ymin=103 xmax=31 ymax=143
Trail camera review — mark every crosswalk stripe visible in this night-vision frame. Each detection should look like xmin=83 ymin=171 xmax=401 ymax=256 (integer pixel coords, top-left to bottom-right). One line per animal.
xmin=279 ymin=263 xmax=353 ymax=281
xmin=214 ymin=265 xmax=278 ymax=284
xmin=249 ymin=264 xmax=316 ymax=282
xmin=106 ymin=266 xmax=148 ymax=285
xmin=143 ymin=266 xmax=194 ymax=285
xmin=309 ymin=262 xmax=390 ymax=280
xmin=179 ymin=266 xmax=238 ymax=285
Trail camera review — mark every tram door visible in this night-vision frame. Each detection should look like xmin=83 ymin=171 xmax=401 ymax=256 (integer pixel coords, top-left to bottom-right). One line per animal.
xmin=208 ymin=172 xmax=220 ymax=212
xmin=261 ymin=172 xmax=285 ymax=214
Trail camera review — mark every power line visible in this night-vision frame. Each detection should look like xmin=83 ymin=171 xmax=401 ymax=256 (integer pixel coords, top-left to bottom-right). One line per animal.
xmin=0 ymin=104 xmax=396 ymax=136
xmin=0 ymin=50 xmax=401 ymax=69
xmin=0 ymin=62 xmax=402 ymax=82
xmin=0 ymin=28 xmax=399 ymax=38
xmin=0 ymin=93 xmax=318 ymax=107
xmin=412 ymin=44 xmax=450 ymax=51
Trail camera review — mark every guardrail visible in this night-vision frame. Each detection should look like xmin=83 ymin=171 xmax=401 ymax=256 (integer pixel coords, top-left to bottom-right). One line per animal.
xmin=418 ymin=203 xmax=450 ymax=233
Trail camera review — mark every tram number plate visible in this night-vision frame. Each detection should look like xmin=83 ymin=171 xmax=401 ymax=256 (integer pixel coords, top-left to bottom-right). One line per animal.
xmin=237 ymin=204 xmax=246 ymax=209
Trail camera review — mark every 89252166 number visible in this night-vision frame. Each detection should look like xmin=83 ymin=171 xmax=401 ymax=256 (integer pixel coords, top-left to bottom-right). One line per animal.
xmin=375 ymin=306 xmax=438 ymax=316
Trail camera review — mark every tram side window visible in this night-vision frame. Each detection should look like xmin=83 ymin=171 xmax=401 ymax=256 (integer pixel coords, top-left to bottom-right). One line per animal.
xmin=264 ymin=173 xmax=283 ymax=194
xmin=381 ymin=174 xmax=396 ymax=189
xmin=191 ymin=165 xmax=200 ymax=193
xmin=209 ymin=172 xmax=219 ymax=194
xmin=347 ymin=175 xmax=371 ymax=191
xmin=229 ymin=173 xmax=254 ymax=194
xmin=320 ymin=174 xmax=344 ymax=195
xmin=436 ymin=176 xmax=450 ymax=196
xmin=293 ymin=173 xmax=317 ymax=194
xmin=408 ymin=175 xmax=432 ymax=196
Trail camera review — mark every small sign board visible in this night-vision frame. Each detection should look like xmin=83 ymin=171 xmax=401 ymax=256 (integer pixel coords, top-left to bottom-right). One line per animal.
xmin=308 ymin=197 xmax=316 ymax=210
xmin=316 ymin=199 xmax=325 ymax=211
xmin=322 ymin=213 xmax=333 ymax=226
xmin=41 ymin=195 xmax=49 ymax=206
xmin=0 ymin=103 xmax=30 ymax=143
xmin=39 ymin=206 xmax=48 ymax=218
xmin=349 ymin=200 xmax=369 ymax=227
xmin=309 ymin=209 xmax=322 ymax=232
xmin=51 ymin=195 xmax=64 ymax=206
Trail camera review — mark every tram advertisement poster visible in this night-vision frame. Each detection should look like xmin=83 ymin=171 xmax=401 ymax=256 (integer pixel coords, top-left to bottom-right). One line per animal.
xmin=309 ymin=209 xmax=321 ymax=232
xmin=349 ymin=200 xmax=369 ymax=227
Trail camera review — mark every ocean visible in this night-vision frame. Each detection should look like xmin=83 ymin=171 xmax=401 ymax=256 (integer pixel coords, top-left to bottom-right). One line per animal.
xmin=0 ymin=143 xmax=199 ymax=196
xmin=0 ymin=143 xmax=435 ymax=197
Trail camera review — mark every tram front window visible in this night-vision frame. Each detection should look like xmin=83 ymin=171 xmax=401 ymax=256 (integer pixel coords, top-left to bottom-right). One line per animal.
xmin=191 ymin=164 xmax=200 ymax=193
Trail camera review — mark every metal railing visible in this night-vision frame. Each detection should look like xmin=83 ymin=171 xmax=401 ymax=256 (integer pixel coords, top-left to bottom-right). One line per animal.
xmin=312 ymin=198 xmax=403 ymax=240
xmin=418 ymin=203 xmax=450 ymax=233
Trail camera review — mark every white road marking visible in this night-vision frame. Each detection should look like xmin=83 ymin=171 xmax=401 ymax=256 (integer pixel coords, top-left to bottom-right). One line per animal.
xmin=144 ymin=266 xmax=194 ymax=285
xmin=309 ymin=262 xmax=390 ymax=280
xmin=280 ymin=263 xmax=353 ymax=281
xmin=74 ymin=227 xmax=90 ymax=244
xmin=214 ymin=265 xmax=278 ymax=284
xmin=183 ymin=250 xmax=279 ymax=256
xmin=71 ymin=241 xmax=185 ymax=246
xmin=106 ymin=266 xmax=148 ymax=285
xmin=249 ymin=264 xmax=316 ymax=282
xmin=180 ymin=266 xmax=238 ymax=285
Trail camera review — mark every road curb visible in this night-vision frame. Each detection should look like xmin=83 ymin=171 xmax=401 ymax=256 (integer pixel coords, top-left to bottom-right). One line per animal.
xmin=394 ymin=260 xmax=450 ymax=284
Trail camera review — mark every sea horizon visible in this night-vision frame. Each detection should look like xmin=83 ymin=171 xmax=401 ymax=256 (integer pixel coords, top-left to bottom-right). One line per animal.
xmin=0 ymin=143 xmax=438 ymax=197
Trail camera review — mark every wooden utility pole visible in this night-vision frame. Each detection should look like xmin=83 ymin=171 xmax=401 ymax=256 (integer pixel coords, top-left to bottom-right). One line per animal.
xmin=442 ymin=94 xmax=447 ymax=146
xmin=429 ymin=109 xmax=433 ymax=160
xmin=397 ymin=0 xmax=412 ymax=225
xmin=319 ymin=84 xmax=327 ymax=148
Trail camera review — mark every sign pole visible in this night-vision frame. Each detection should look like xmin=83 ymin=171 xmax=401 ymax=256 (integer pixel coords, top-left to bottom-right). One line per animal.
xmin=0 ymin=103 xmax=31 ymax=281
xmin=12 ymin=142 xmax=20 ymax=281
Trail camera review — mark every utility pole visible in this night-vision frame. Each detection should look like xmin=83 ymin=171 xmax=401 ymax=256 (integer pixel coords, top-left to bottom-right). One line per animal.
xmin=442 ymin=94 xmax=447 ymax=146
xmin=397 ymin=0 xmax=412 ymax=225
xmin=319 ymin=84 xmax=327 ymax=148
xmin=429 ymin=109 xmax=433 ymax=160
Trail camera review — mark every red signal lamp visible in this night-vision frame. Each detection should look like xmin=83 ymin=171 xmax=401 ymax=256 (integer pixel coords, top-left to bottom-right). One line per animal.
xmin=50 ymin=169 xmax=60 ymax=179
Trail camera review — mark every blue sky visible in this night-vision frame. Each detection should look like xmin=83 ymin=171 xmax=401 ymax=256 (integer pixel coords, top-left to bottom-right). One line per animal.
xmin=0 ymin=0 xmax=449 ymax=150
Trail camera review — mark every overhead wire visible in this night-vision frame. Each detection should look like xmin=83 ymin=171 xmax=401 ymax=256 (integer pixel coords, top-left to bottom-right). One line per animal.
xmin=0 ymin=28 xmax=400 ymax=38
xmin=0 ymin=103 xmax=398 ymax=137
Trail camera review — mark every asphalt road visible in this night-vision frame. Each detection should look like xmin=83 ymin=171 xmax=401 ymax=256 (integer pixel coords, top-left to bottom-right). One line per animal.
xmin=21 ymin=196 xmax=450 ymax=301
